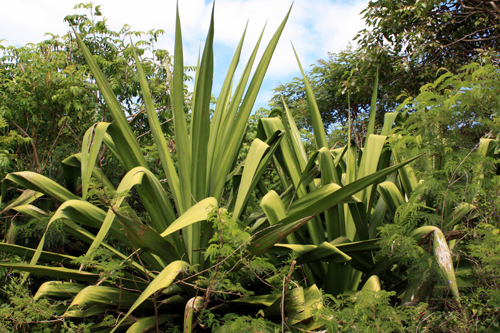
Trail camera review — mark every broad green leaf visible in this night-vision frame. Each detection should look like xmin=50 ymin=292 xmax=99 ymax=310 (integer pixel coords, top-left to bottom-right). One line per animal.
xmin=110 ymin=260 xmax=188 ymax=333
xmin=319 ymin=147 xmax=343 ymax=240
xmin=48 ymin=200 xmax=178 ymax=267
xmin=361 ymin=275 xmax=381 ymax=292
xmin=126 ymin=315 xmax=176 ymax=333
xmin=334 ymin=239 xmax=380 ymax=253
xmin=184 ymin=297 xmax=204 ymax=333
xmin=1 ymin=189 xmax=43 ymax=214
xmin=34 ymin=281 xmax=84 ymax=301
xmin=356 ymin=134 xmax=387 ymax=207
xmin=380 ymin=112 xmax=399 ymax=136
xmin=258 ymin=118 xmax=306 ymax=196
xmin=260 ymin=190 xmax=297 ymax=244
xmin=86 ymin=167 xmax=175 ymax=260
xmin=161 ymin=197 xmax=217 ymax=237
xmin=473 ymin=138 xmax=497 ymax=189
xmin=258 ymin=118 xmax=324 ymax=244
xmin=231 ymin=293 xmax=279 ymax=307
xmin=65 ymin=286 xmax=151 ymax=317
xmin=233 ymin=139 xmax=269 ymax=219
xmin=61 ymin=219 xmax=152 ymax=278
xmin=81 ymin=122 xmax=111 ymax=198
xmin=62 ymin=153 xmax=116 ymax=192
xmin=208 ymin=23 xmax=247 ymax=172
xmin=281 ymin=97 xmax=308 ymax=167
xmin=410 ymin=226 xmax=460 ymax=301
xmin=443 ymin=202 xmax=475 ymax=230
xmin=191 ymin=5 xmax=214 ymax=202
xmin=279 ymin=242 xmax=351 ymax=264
xmin=113 ymin=211 xmax=181 ymax=265
xmin=347 ymin=199 xmax=369 ymax=240
xmin=2 ymin=172 xmax=79 ymax=204
xmin=11 ymin=204 xmax=47 ymax=219
xmin=0 ymin=243 xmax=75 ymax=264
xmin=377 ymin=181 xmax=406 ymax=216
xmin=393 ymin=149 xmax=419 ymax=196
xmin=0 ymin=263 xmax=99 ymax=282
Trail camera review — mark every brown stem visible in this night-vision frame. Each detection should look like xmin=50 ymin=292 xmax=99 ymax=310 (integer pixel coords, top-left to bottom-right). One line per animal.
xmin=282 ymin=260 xmax=296 ymax=333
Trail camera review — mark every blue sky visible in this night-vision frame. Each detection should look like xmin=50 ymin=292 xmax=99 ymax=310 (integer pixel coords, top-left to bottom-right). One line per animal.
xmin=1 ymin=0 xmax=368 ymax=111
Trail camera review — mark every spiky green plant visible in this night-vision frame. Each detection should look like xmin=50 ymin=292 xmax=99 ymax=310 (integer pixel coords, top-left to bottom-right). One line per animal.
xmin=0 ymin=3 xmax=426 ymax=332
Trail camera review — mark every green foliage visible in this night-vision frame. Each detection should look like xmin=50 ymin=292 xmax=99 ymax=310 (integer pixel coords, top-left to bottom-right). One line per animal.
xmin=391 ymin=62 xmax=500 ymax=213
xmin=204 ymin=313 xmax=280 ymax=333
xmin=71 ymin=247 xmax=131 ymax=283
xmin=0 ymin=2 xmax=182 ymax=184
xmin=314 ymin=290 xmax=427 ymax=332
xmin=0 ymin=275 xmax=96 ymax=332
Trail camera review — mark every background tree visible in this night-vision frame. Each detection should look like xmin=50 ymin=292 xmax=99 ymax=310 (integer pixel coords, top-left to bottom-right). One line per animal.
xmin=0 ymin=3 xmax=183 ymax=182
xmin=273 ymin=0 xmax=500 ymax=146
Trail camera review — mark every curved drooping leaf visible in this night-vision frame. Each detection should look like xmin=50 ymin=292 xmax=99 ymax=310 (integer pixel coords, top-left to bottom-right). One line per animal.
xmin=234 ymin=131 xmax=285 ymax=221
xmin=34 ymin=281 xmax=85 ymax=300
xmin=86 ymin=166 xmax=176 ymax=258
xmin=110 ymin=260 xmax=188 ymax=333
xmin=62 ymin=153 xmax=116 ymax=193
xmin=410 ymin=226 xmax=460 ymax=301
xmin=247 ymin=215 xmax=313 ymax=257
xmin=1 ymin=189 xmax=43 ymax=214
xmin=0 ymin=263 xmax=99 ymax=282
xmin=2 ymin=172 xmax=79 ymax=205
xmin=184 ymin=297 xmax=204 ymax=333
xmin=126 ymin=315 xmax=177 ymax=333
xmin=47 ymin=200 xmax=179 ymax=267
xmin=264 ymin=284 xmax=322 ymax=325
xmin=233 ymin=139 xmax=270 ymax=219
xmin=64 ymin=286 xmax=153 ymax=317
xmin=260 ymin=190 xmax=297 ymax=244
xmin=161 ymin=197 xmax=217 ymax=237
xmin=0 ymin=243 xmax=75 ymax=264
xmin=61 ymin=219 xmax=151 ymax=278
xmin=81 ymin=122 xmax=112 ymax=198
xmin=443 ymin=202 xmax=476 ymax=230
xmin=378 ymin=180 xmax=406 ymax=216
xmin=361 ymin=275 xmax=381 ymax=292
xmin=11 ymin=204 xmax=47 ymax=219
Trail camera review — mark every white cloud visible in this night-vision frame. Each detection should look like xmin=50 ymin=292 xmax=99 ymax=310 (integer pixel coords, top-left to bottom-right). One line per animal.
xmin=1 ymin=0 xmax=368 ymax=108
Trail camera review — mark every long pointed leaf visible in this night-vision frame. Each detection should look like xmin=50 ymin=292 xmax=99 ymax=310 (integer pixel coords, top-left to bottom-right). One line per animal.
xmin=131 ymin=46 xmax=182 ymax=214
